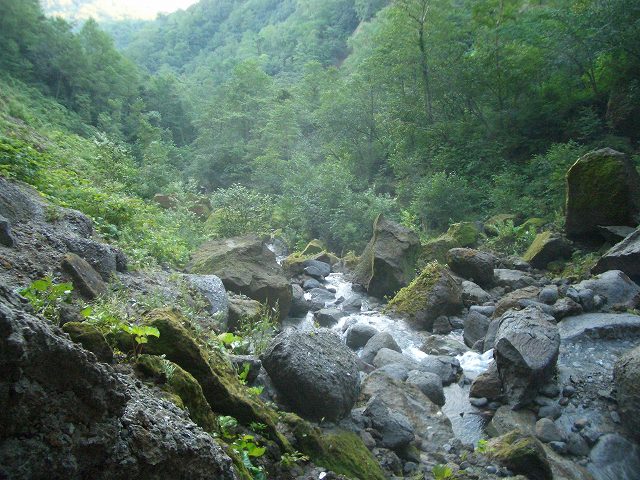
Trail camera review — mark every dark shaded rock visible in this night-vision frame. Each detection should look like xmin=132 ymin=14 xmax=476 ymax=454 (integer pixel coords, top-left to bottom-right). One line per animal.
xmin=593 ymin=229 xmax=640 ymax=279
xmin=61 ymin=252 xmax=107 ymax=299
xmin=184 ymin=274 xmax=229 ymax=329
xmin=354 ymin=214 xmax=420 ymax=299
xmin=304 ymin=260 xmax=331 ymax=278
xmin=597 ymin=225 xmax=636 ymax=243
xmin=494 ymin=286 xmax=541 ymax=317
xmin=63 ymin=237 xmax=127 ymax=280
xmin=488 ymin=430 xmax=552 ymax=480
xmin=559 ymin=312 xmax=640 ymax=341
xmin=464 ymin=310 xmax=491 ymax=348
xmin=538 ymin=285 xmax=559 ymax=305
xmin=566 ymin=432 xmax=590 ymax=456
xmin=303 ymin=278 xmax=323 ymax=290
xmin=447 ymin=248 xmax=495 ymax=287
xmin=537 ymin=404 xmax=561 ymax=420
xmin=488 ymin=406 xmax=537 ymax=437
xmin=535 ymin=418 xmax=562 ymax=443
xmin=588 ymin=434 xmax=640 ymax=480
xmin=565 ymin=148 xmax=640 ymax=240
xmin=419 ymin=355 xmax=462 ymax=386
xmin=374 ymin=363 xmax=410 ymax=381
xmin=470 ymin=362 xmax=503 ymax=400
xmin=228 ymin=354 xmax=262 ymax=384
xmin=386 ymin=262 xmax=463 ymax=331
xmin=261 ymin=329 xmax=360 ymax=421
xmin=187 ymin=235 xmax=292 ymax=319
xmin=494 ymin=269 xmax=536 ymax=290
xmin=0 ymin=214 xmax=15 ymax=247
xmin=346 ymin=323 xmax=379 ymax=350
xmin=462 ymin=280 xmax=492 ymax=306
xmin=483 ymin=318 xmax=501 ymax=352
xmin=341 ymin=296 xmax=363 ymax=313
xmin=364 ymin=396 xmax=415 ymax=450
xmin=552 ymin=297 xmax=583 ymax=320
xmin=314 ymin=308 xmax=344 ymax=327
xmin=360 ymin=332 xmax=401 ymax=364
xmin=405 ymin=371 xmax=445 ymax=406
xmin=523 ymin=232 xmax=573 ymax=269
xmin=614 ymin=344 xmax=640 ymax=441
xmin=290 ymin=284 xmax=310 ymax=316
xmin=420 ymin=335 xmax=468 ymax=356
xmin=432 ymin=315 xmax=452 ymax=334
xmin=62 ymin=321 xmax=113 ymax=363
xmin=576 ymin=270 xmax=640 ymax=309
xmin=227 ymin=293 xmax=261 ymax=332
xmin=494 ymin=307 xmax=560 ymax=406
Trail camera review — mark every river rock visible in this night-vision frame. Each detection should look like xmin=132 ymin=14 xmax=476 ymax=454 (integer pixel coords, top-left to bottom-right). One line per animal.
xmin=489 ymin=430 xmax=552 ymax=480
xmin=419 ymin=355 xmax=462 ymax=386
xmin=261 ymin=329 xmax=360 ymax=421
xmin=346 ymin=323 xmax=379 ymax=349
xmin=552 ymin=297 xmax=583 ymax=320
xmin=575 ymin=270 xmax=640 ymax=309
xmin=447 ymin=248 xmax=495 ymax=287
xmin=227 ymin=293 xmax=261 ymax=331
xmin=0 ymin=288 xmax=240 ymax=480
xmin=361 ymin=332 xmax=401 ymax=364
xmin=588 ymin=433 xmax=640 ymax=480
xmin=464 ymin=310 xmax=491 ymax=348
xmin=0 ymin=214 xmax=15 ymax=247
xmin=523 ymin=232 xmax=573 ymax=269
xmin=488 ymin=405 xmax=537 ymax=437
xmin=364 ymin=396 xmax=415 ymax=450
xmin=494 ymin=269 xmax=536 ymax=290
xmin=354 ymin=214 xmax=420 ymax=298
xmin=184 ymin=274 xmax=229 ymax=329
xmin=535 ymin=418 xmax=562 ymax=443
xmin=187 ymin=235 xmax=292 ymax=319
xmin=494 ymin=286 xmax=541 ymax=317
xmin=386 ymin=262 xmax=463 ymax=331
xmin=420 ymin=335 xmax=468 ymax=356
xmin=61 ymin=252 xmax=107 ymax=299
xmin=341 ymin=296 xmax=363 ymax=313
xmin=494 ymin=307 xmax=560 ymax=406
xmin=314 ymin=307 xmax=344 ymax=327
xmin=565 ymin=148 xmax=640 ymax=240
xmin=538 ymin=285 xmax=559 ymax=305
xmin=462 ymin=280 xmax=492 ymax=306
xmin=304 ymin=259 xmax=331 ymax=278
xmin=406 ymin=371 xmax=445 ymax=406
xmin=614 ymin=345 xmax=640 ymax=441
xmin=62 ymin=321 xmax=113 ymax=363
xmin=592 ymin=229 xmax=640 ymax=279
xmin=470 ymin=362 xmax=503 ymax=400
xmin=290 ymin=284 xmax=310 ymax=316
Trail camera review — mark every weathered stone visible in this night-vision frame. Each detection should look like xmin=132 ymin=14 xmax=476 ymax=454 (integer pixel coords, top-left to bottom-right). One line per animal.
xmin=494 ymin=286 xmax=541 ymax=317
xmin=559 ymin=312 xmax=640 ymax=341
xmin=464 ymin=310 xmax=491 ymax=348
xmin=187 ymin=235 xmax=292 ymax=319
xmin=523 ymin=232 xmax=573 ymax=269
xmin=470 ymin=362 xmax=503 ymax=400
xmin=447 ymin=248 xmax=495 ymax=287
xmin=184 ymin=274 xmax=229 ymax=330
xmin=62 ymin=321 xmax=113 ymax=363
xmin=576 ymin=270 xmax=640 ymax=309
xmin=494 ymin=307 xmax=560 ymax=406
xmin=535 ymin=418 xmax=562 ymax=443
xmin=538 ymin=285 xmax=559 ymax=305
xmin=61 ymin=252 xmax=107 ymax=299
xmin=614 ymin=345 xmax=640 ymax=441
xmin=386 ymin=262 xmax=463 ymax=331
xmin=63 ymin=237 xmax=127 ymax=279
xmin=346 ymin=323 xmax=379 ymax=350
xmin=354 ymin=214 xmax=420 ymax=299
xmin=261 ymin=329 xmax=360 ymax=421
xmin=462 ymin=280 xmax=492 ymax=306
xmin=290 ymin=284 xmax=310 ymax=316
xmin=406 ymin=371 xmax=445 ymax=406
xmin=227 ymin=293 xmax=261 ymax=332
xmin=494 ymin=269 xmax=536 ymax=290
xmin=565 ymin=148 xmax=640 ymax=239
xmin=314 ymin=308 xmax=344 ymax=327
xmin=593 ymin=229 xmax=640 ymax=279
xmin=488 ymin=430 xmax=552 ymax=480
xmin=588 ymin=434 xmax=640 ymax=480
xmin=364 ymin=396 xmax=415 ymax=450
xmin=552 ymin=297 xmax=583 ymax=320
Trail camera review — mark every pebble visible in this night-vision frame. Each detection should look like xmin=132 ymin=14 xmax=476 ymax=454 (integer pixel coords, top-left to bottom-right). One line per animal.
xmin=488 ymin=401 xmax=501 ymax=410
xmin=549 ymin=441 xmax=568 ymax=454
xmin=559 ymin=397 xmax=569 ymax=406
xmin=470 ymin=397 xmax=488 ymax=408
xmin=573 ymin=418 xmax=590 ymax=431
xmin=485 ymin=465 xmax=498 ymax=474
xmin=562 ymin=385 xmax=576 ymax=397
xmin=538 ymin=404 xmax=562 ymax=420
xmin=540 ymin=384 xmax=560 ymax=398
xmin=610 ymin=411 xmax=620 ymax=423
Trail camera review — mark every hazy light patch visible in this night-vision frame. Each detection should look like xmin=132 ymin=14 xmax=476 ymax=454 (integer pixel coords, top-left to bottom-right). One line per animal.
xmin=43 ymin=0 xmax=200 ymax=21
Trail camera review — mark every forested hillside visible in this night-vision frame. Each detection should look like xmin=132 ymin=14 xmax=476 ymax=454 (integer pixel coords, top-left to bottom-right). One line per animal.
xmin=2 ymin=0 xmax=640 ymax=259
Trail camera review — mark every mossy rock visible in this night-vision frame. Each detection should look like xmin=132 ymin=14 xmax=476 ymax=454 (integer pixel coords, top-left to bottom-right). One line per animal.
xmin=114 ymin=307 xmax=290 ymax=450
xmin=420 ymin=234 xmax=459 ymax=266
xmin=62 ymin=321 xmax=113 ymax=363
xmin=565 ymin=148 xmax=640 ymax=239
xmin=281 ymin=413 xmax=386 ymax=480
xmin=135 ymin=354 xmax=219 ymax=433
xmin=523 ymin=231 xmax=573 ymax=269
xmin=301 ymin=239 xmax=325 ymax=256
xmin=519 ymin=218 xmax=547 ymax=232
xmin=386 ymin=261 xmax=463 ymax=331
xmin=488 ymin=429 xmax=552 ymax=480
xmin=282 ymin=250 xmax=338 ymax=276
xmin=447 ymin=222 xmax=480 ymax=247
xmin=485 ymin=214 xmax=517 ymax=236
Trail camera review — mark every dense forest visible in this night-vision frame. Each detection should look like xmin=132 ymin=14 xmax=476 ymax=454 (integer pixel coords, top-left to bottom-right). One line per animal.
xmin=1 ymin=0 xmax=640 ymax=265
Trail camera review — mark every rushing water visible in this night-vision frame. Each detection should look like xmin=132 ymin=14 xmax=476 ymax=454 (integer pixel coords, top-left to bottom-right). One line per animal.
xmin=287 ymin=272 xmax=492 ymax=444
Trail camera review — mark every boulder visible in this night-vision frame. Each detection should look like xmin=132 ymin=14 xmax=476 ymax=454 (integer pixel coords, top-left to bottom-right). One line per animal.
xmin=313 ymin=307 xmax=344 ymax=327
xmin=447 ymin=248 xmax=495 ymax=287
xmin=62 ymin=321 xmax=113 ymax=363
xmin=461 ymin=280 xmax=492 ymax=306
xmin=290 ymin=284 xmax=310 ymax=316
xmin=551 ymin=297 xmax=583 ymax=320
xmin=420 ymin=335 xmax=468 ymax=356
xmin=588 ymin=433 xmax=640 ymax=480
xmin=565 ymin=148 xmax=640 ymax=239
xmin=363 ymin=396 xmax=415 ymax=450
xmin=184 ymin=274 xmax=229 ymax=330
xmin=303 ymin=278 xmax=323 ymax=290
xmin=0 ymin=214 xmax=15 ymax=247
xmin=187 ymin=235 xmax=292 ymax=319
xmin=614 ymin=345 xmax=640 ymax=441
xmin=597 ymin=225 xmax=636 ymax=243
xmin=61 ymin=252 xmax=107 ymax=299
xmin=361 ymin=332 xmax=401 ymax=364
xmin=419 ymin=355 xmax=462 ymax=385
xmin=354 ymin=214 xmax=420 ymax=298
xmin=523 ymin=232 xmax=573 ymax=269
xmin=447 ymin=222 xmax=481 ymax=247
xmin=304 ymin=260 xmax=331 ymax=278
xmin=346 ymin=323 xmax=379 ymax=350
xmin=470 ymin=362 xmax=503 ymax=400
xmin=535 ymin=418 xmax=562 ymax=443
xmin=488 ymin=430 xmax=552 ymax=480
xmin=538 ymin=285 xmax=559 ymax=305
xmin=488 ymin=405 xmax=537 ymax=437
xmin=493 ymin=307 xmax=560 ymax=406
xmin=494 ymin=269 xmax=536 ymax=290
xmin=463 ymin=310 xmax=491 ymax=348
xmin=405 ymin=371 xmax=445 ymax=406
xmin=494 ymin=286 xmax=541 ymax=317
xmin=386 ymin=262 xmax=463 ymax=331
xmin=0 ymin=288 xmax=240 ymax=480
xmin=592 ymin=229 xmax=640 ymax=279
xmin=227 ymin=293 xmax=261 ymax=332
xmin=63 ymin=237 xmax=128 ymax=280
xmin=559 ymin=312 xmax=640 ymax=341
xmin=575 ymin=270 xmax=640 ymax=309
xmin=261 ymin=329 xmax=360 ymax=421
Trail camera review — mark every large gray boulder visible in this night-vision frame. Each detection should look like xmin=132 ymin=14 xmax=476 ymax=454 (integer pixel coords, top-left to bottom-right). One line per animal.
xmin=494 ymin=269 xmax=536 ymax=290
xmin=363 ymin=396 xmax=415 ymax=450
xmin=360 ymin=332 xmax=401 ymax=364
xmin=261 ymin=329 xmax=360 ymax=421
xmin=463 ymin=310 xmax=491 ymax=348
xmin=592 ymin=229 xmax=640 ymax=279
xmin=614 ymin=345 xmax=640 ymax=441
xmin=354 ymin=214 xmax=420 ymax=299
xmin=493 ymin=306 xmax=560 ymax=406
xmin=346 ymin=323 xmax=379 ymax=350
xmin=0 ymin=287 xmax=239 ymax=480
xmin=565 ymin=148 xmax=640 ymax=240
xmin=576 ymin=270 xmax=640 ymax=309
xmin=184 ymin=274 xmax=229 ymax=330
xmin=559 ymin=312 xmax=640 ymax=341
xmin=447 ymin=248 xmax=495 ymax=287
xmin=187 ymin=235 xmax=292 ymax=319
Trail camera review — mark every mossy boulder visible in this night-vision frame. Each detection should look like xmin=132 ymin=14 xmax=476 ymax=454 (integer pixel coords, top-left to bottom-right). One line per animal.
xmin=282 ymin=250 xmax=339 ymax=276
xmin=281 ymin=413 xmax=386 ymax=480
xmin=523 ymin=231 xmax=573 ymax=269
xmin=447 ymin=222 xmax=480 ymax=247
xmin=354 ymin=214 xmax=420 ymax=299
xmin=386 ymin=261 xmax=463 ymax=331
xmin=519 ymin=217 xmax=547 ymax=232
xmin=115 ymin=307 xmax=289 ymax=449
xmin=485 ymin=214 xmax=517 ymax=236
xmin=187 ymin=235 xmax=292 ymax=319
xmin=565 ymin=148 xmax=640 ymax=240
xmin=301 ymin=239 xmax=325 ymax=256
xmin=488 ymin=429 xmax=552 ymax=480
xmin=135 ymin=354 xmax=219 ymax=433
xmin=420 ymin=234 xmax=459 ymax=265
xmin=62 ymin=321 xmax=113 ymax=363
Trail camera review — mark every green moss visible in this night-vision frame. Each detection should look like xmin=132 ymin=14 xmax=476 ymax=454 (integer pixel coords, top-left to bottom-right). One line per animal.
xmin=419 ymin=234 xmax=459 ymax=266
xmin=281 ymin=413 xmax=385 ymax=480
xmin=446 ymin=222 xmax=479 ymax=247
xmin=523 ymin=231 xmax=553 ymax=263
xmin=301 ymin=239 xmax=325 ymax=256
xmin=386 ymin=261 xmax=443 ymax=317
xmin=62 ymin=321 xmax=113 ymax=363
xmin=519 ymin=217 xmax=546 ymax=232
xmin=488 ymin=430 xmax=552 ymax=480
